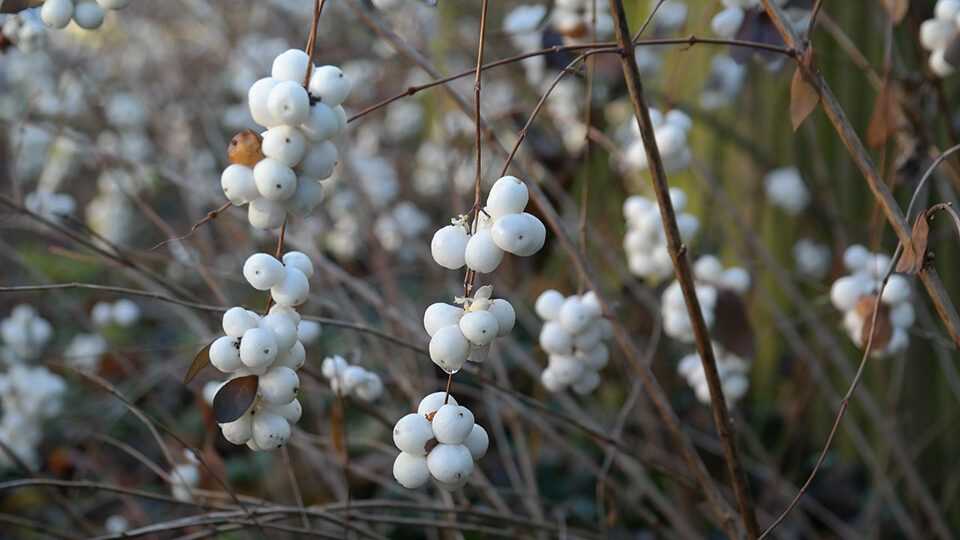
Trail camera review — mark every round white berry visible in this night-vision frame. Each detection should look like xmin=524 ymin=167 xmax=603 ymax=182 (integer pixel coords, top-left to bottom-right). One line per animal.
xmin=890 ymin=302 xmax=915 ymax=328
xmin=458 ymin=311 xmax=500 ymax=346
xmin=262 ymin=126 xmax=307 ymax=168
xmin=539 ymin=321 xmax=573 ymax=355
xmin=243 ymin=253 xmax=284 ymax=291
xmin=486 ymin=176 xmax=529 ymax=219
xmin=431 ymin=404 xmax=475 ymax=444
xmin=239 ymin=327 xmax=278 ymax=369
xmin=282 ymin=251 xmax=314 ymax=278
xmin=271 ymin=267 xmax=310 ymax=307
xmin=252 ymin=411 xmax=290 ymax=449
xmin=308 ymin=65 xmax=352 ymax=107
xmin=393 ymin=452 xmax=430 ymax=489
xmin=920 ymin=18 xmax=954 ymax=51
xmin=549 ymin=354 xmax=584 ymax=384
xmin=417 ymin=391 xmax=458 ymax=417
xmin=259 ymin=313 xmax=298 ymax=350
xmin=429 ymin=325 xmax=470 ymax=373
xmin=558 ymin=296 xmax=590 ymax=335
xmin=254 ymin=158 xmax=297 ymax=201
xmin=393 ymin=412 xmax=434 ymax=455
xmin=298 ymin=141 xmax=338 ymax=179
xmin=488 ymin=299 xmax=516 ymax=337
xmin=210 ymin=336 xmax=243 ymax=372
xmin=572 ymin=370 xmax=601 ymax=395
xmin=573 ymin=323 xmax=603 ymax=350
xmin=285 ymin=179 xmax=326 ymax=217
xmin=424 ymin=303 xmax=464 ymax=337
xmin=221 ymin=165 xmax=258 ymax=205
xmin=694 ymin=255 xmax=724 ymax=283
xmin=490 ymin=212 xmax=546 ymax=256
xmin=464 ymin=229 xmax=504 ymax=273
xmin=275 ymin=340 xmax=306 ymax=370
xmin=223 ymin=307 xmax=258 ymax=338
xmin=248 ymin=78 xmax=281 ymax=128
xmin=427 ymin=444 xmax=474 ymax=485
xmin=266 ymin=399 xmax=302 ymax=424
xmin=830 ymin=275 xmax=867 ymax=311
xmin=41 ymin=0 xmax=74 ymax=29
xmin=431 ymin=225 xmax=469 ymax=270
xmin=843 ymin=245 xmax=870 ymax=272
xmin=581 ymin=343 xmax=609 ymax=370
xmin=580 ymin=291 xmax=602 ymax=319
xmin=258 ymin=366 xmax=299 ymax=405
xmin=721 ymin=267 xmax=751 ymax=294
xmin=73 ymin=2 xmax=105 ymax=29
xmin=248 ymin=198 xmax=286 ymax=229
xmin=219 ymin=412 xmax=253 ymax=445
xmin=936 ymin=0 xmax=960 ymax=21
xmin=271 ymin=49 xmax=311 ymax=83
xmin=464 ymin=424 xmax=488 ymax=460
xmin=881 ymin=275 xmax=911 ymax=305
xmin=96 ymin=0 xmax=130 ymax=8
xmin=535 ymin=289 xmax=565 ymax=320
xmin=297 ymin=320 xmax=322 ymax=344
xmin=267 ymin=81 xmax=311 ymax=126
xmin=301 ymin=103 xmax=340 ymax=142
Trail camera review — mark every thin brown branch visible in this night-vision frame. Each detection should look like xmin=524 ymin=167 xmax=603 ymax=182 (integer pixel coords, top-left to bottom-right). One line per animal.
xmin=607 ymin=1 xmax=758 ymax=538
xmin=149 ymin=201 xmax=232 ymax=252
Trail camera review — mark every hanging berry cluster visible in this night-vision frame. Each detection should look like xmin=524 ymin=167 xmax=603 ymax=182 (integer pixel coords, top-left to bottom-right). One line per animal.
xmin=534 ymin=290 xmax=611 ymax=394
xmin=41 ymin=0 xmax=131 ymax=30
xmin=424 ymin=285 xmax=515 ymax=374
xmin=221 ymin=48 xmax=351 ymax=229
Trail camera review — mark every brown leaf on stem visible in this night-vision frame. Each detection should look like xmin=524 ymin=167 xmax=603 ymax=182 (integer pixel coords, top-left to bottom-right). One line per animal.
xmin=184 ymin=342 xmax=212 ymax=384
xmin=212 ymin=375 xmax=258 ymax=424
xmin=855 ymin=296 xmax=893 ymax=350
xmin=881 ymin=0 xmax=909 ymax=24
xmin=227 ymin=129 xmax=264 ymax=167
xmin=790 ymin=60 xmax=820 ymax=131
xmin=713 ymin=289 xmax=755 ymax=360
xmin=867 ymin=82 xmax=903 ymax=148
xmin=895 ymin=210 xmax=931 ymax=274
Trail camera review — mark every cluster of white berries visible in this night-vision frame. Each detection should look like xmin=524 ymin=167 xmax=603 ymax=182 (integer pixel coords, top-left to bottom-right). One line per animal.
xmin=392 ymin=392 xmax=489 ymax=491
xmin=1 ymin=305 xmax=53 ymax=364
xmin=91 ymin=298 xmax=141 ymax=328
xmin=424 ymin=286 xmax=516 ymax=374
xmin=623 ymin=108 xmax=692 ymax=174
xmin=221 ymin=48 xmax=352 ymax=229
xmin=623 ymin=190 xmax=699 ymax=283
xmin=320 ymin=355 xmax=383 ymax=401
xmin=793 ymin=238 xmax=831 ymax=279
xmin=677 ymin=345 xmax=750 ymax=407
xmin=662 ymin=255 xmax=750 ymax=343
xmin=430 ymin=176 xmax=546 ymax=274
xmin=634 ymin=0 xmax=688 ymax=76
xmin=920 ymin=0 xmax=960 ymax=77
xmin=700 ymin=55 xmax=746 ymax=110
xmin=764 ymin=166 xmax=810 ymax=216
xmin=169 ymin=450 xmax=200 ymax=502
xmin=535 ymin=290 xmax=611 ymax=394
xmin=551 ymin=0 xmax=614 ymax=42
xmin=1 ymin=11 xmax=45 ymax=52
xmin=830 ymin=245 xmax=913 ymax=356
xmin=208 ymin=251 xmax=316 ymax=450
xmin=0 ymin=364 xmax=66 ymax=469
xmin=40 ymin=0 xmax=131 ymax=31
xmin=64 ymin=333 xmax=107 ymax=371
xmin=24 ymin=190 xmax=75 ymax=220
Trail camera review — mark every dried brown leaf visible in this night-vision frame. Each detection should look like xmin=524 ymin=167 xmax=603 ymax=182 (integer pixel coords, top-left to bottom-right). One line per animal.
xmin=713 ymin=289 xmax=755 ymax=360
xmin=184 ymin=342 xmax=211 ymax=384
xmin=895 ymin=210 xmax=930 ymax=274
xmin=790 ymin=64 xmax=819 ymax=131
xmin=212 ymin=375 xmax=258 ymax=424
xmin=855 ymin=296 xmax=893 ymax=351
xmin=882 ymin=0 xmax=909 ymax=24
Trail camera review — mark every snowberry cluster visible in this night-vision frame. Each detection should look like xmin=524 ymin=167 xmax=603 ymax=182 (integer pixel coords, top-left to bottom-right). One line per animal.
xmin=700 ymin=55 xmax=746 ymax=110
xmin=920 ymin=0 xmax=960 ymax=77
xmin=40 ymin=0 xmax=131 ymax=31
xmin=793 ymin=238 xmax=831 ymax=279
xmin=764 ymin=166 xmax=810 ymax=215
xmin=392 ymin=392 xmax=489 ymax=491
xmin=91 ymin=298 xmax=141 ymax=328
xmin=677 ymin=345 xmax=750 ymax=407
xmin=535 ymin=289 xmax=612 ymax=394
xmin=424 ymin=286 xmax=516 ymax=374
xmin=208 ymin=251 xmax=316 ymax=451
xmin=0 ymin=364 xmax=66 ymax=469
xmin=622 ymin=108 xmax=692 ymax=174
xmin=1 ymin=11 xmax=45 ymax=52
xmin=662 ymin=255 xmax=750 ymax=343
xmin=221 ymin=48 xmax=351 ymax=229
xmin=430 ymin=176 xmax=546 ymax=274
xmin=551 ymin=0 xmax=614 ymax=43
xmin=623 ymin=189 xmax=699 ymax=283
xmin=1 ymin=305 xmax=53 ymax=364
xmin=321 ymin=355 xmax=384 ymax=401
xmin=830 ymin=245 xmax=913 ymax=356
xmin=634 ymin=0 xmax=688 ymax=75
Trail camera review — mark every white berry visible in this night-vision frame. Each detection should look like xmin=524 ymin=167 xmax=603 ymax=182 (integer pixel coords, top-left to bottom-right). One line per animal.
xmin=243 ymin=253 xmax=285 ymax=291
xmin=431 ymin=404 xmax=475 ymax=444
xmin=431 ymin=225 xmax=469 ymax=270
xmin=393 ymin=452 xmax=430 ymax=489
xmin=424 ymin=303 xmax=464 ymax=337
xmin=239 ymin=327 xmax=278 ymax=369
xmin=464 ymin=229 xmax=504 ymax=273
xmin=393 ymin=413 xmax=434 ymax=455
xmin=429 ymin=325 xmax=470 ymax=373
xmin=258 ymin=366 xmax=299 ymax=405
